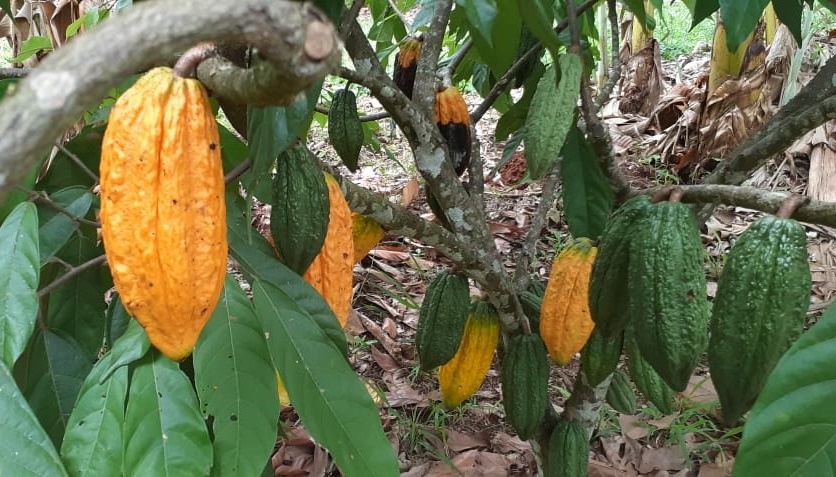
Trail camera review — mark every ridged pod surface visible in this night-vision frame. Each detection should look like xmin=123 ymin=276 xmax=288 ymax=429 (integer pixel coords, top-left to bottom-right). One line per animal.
xmin=393 ymin=35 xmax=423 ymax=99
xmin=580 ymin=327 xmax=624 ymax=387
xmin=100 ymin=67 xmax=226 ymax=361
xmin=302 ymin=173 xmax=354 ymax=328
xmin=438 ymin=300 xmax=500 ymax=407
xmin=501 ymin=333 xmax=549 ymax=440
xmin=708 ymin=215 xmax=811 ymax=424
xmin=328 ymin=88 xmax=364 ymax=171
xmin=270 ymin=144 xmax=330 ymax=275
xmin=606 ymin=368 xmax=637 ymax=415
xmin=629 ymin=201 xmax=710 ymax=391
xmin=625 ymin=331 xmax=674 ymax=414
xmin=415 ymin=271 xmax=470 ymax=370
xmin=546 ymin=418 xmax=589 ymax=477
xmin=540 ymin=238 xmax=598 ymax=365
xmin=351 ymin=212 xmax=385 ymax=263
xmin=434 ymin=86 xmax=472 ymax=176
xmin=589 ymin=195 xmax=651 ymax=337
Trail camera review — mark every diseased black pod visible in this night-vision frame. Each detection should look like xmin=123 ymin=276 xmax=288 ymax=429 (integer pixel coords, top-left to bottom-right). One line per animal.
xmin=393 ymin=35 xmax=423 ymax=99
xmin=433 ymin=86 xmax=472 ymax=176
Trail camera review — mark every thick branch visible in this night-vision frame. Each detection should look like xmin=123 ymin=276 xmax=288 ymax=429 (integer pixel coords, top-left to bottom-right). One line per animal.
xmin=0 ymin=0 xmax=340 ymax=202
xmin=651 ymin=184 xmax=836 ymax=227
xmin=0 ymin=67 xmax=30 ymax=79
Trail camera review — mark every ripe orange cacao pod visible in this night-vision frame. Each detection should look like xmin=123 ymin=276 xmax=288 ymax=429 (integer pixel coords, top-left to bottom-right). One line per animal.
xmin=540 ymin=238 xmax=598 ymax=365
xmin=99 ymin=66 xmax=227 ymax=361
xmin=302 ymin=173 xmax=354 ymax=327
xmin=438 ymin=300 xmax=500 ymax=407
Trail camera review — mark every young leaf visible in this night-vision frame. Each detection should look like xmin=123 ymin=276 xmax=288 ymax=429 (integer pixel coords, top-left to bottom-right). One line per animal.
xmin=194 ymin=276 xmax=280 ymax=477
xmin=252 ymin=280 xmax=399 ymax=477
xmin=37 ymin=187 xmax=93 ymax=264
xmin=0 ymin=201 xmax=40 ymax=367
xmin=0 ymin=360 xmax=69 ymax=477
xmin=733 ymin=302 xmax=836 ymax=476
xmin=560 ymin=126 xmax=614 ymax=239
xmin=123 ymin=350 xmax=213 ymax=477
xmin=60 ymin=351 xmax=128 ymax=477
xmin=14 ymin=330 xmax=93 ymax=447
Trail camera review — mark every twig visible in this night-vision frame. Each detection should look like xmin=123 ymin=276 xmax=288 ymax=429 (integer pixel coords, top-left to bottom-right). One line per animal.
xmin=0 ymin=67 xmax=31 ymax=79
xmin=29 ymin=189 xmax=101 ymax=228
xmin=512 ymin=166 xmax=561 ymax=290
xmin=173 ymin=42 xmax=217 ymax=78
xmin=593 ymin=0 xmax=622 ymax=110
xmin=565 ymin=0 xmax=582 ymax=49
xmin=470 ymin=0 xmax=600 ymax=124
xmin=38 ymin=254 xmax=108 ymax=297
xmin=55 ymin=141 xmax=99 ymax=183
xmin=387 ymin=0 xmax=410 ymax=32
xmin=439 ymin=39 xmax=473 ymax=81
xmin=314 ymin=104 xmax=390 ymax=122
xmin=224 ymin=159 xmax=252 ymax=184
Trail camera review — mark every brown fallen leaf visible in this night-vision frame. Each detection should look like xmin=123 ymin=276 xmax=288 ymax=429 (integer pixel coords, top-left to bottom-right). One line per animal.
xmin=445 ymin=428 xmax=490 ymax=452
xmin=619 ymin=414 xmax=651 ymax=440
xmin=401 ymin=176 xmax=420 ymax=206
xmin=636 ymin=445 xmax=687 ymax=473
xmin=588 ymin=460 xmax=631 ymax=477
xmin=423 ymin=450 xmax=515 ymax=476
xmin=490 ymin=432 xmax=531 ymax=454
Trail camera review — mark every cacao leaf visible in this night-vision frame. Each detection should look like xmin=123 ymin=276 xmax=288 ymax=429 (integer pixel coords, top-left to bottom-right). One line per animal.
xmin=194 ymin=275 xmax=279 ymax=477
xmin=0 ymin=359 xmax=68 ymax=477
xmin=560 ymin=126 xmax=613 ymax=239
xmin=60 ymin=350 xmax=128 ymax=477
xmin=123 ymin=350 xmax=213 ymax=477
xmin=253 ymin=279 xmax=399 ymax=477
xmin=37 ymin=187 xmax=93 ymax=264
xmin=732 ymin=302 xmax=836 ymax=476
xmin=99 ymin=319 xmax=150 ymax=383
xmin=0 ymin=202 xmax=40 ymax=367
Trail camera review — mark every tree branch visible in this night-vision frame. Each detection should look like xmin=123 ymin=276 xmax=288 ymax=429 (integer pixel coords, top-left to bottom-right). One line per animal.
xmin=38 ymin=255 xmax=108 ymax=297
xmin=0 ymin=67 xmax=30 ymax=79
xmin=0 ymin=0 xmax=340 ymax=203
xmin=594 ymin=0 xmax=622 ymax=110
xmin=314 ymin=104 xmax=390 ymax=122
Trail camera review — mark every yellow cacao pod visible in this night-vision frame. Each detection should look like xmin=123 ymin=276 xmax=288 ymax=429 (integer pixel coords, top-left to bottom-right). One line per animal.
xmin=100 ymin=67 xmax=227 ymax=361
xmin=438 ymin=300 xmax=500 ymax=407
xmin=303 ymin=173 xmax=354 ymax=328
xmin=540 ymin=238 xmax=598 ymax=365
xmin=351 ymin=212 xmax=385 ymax=263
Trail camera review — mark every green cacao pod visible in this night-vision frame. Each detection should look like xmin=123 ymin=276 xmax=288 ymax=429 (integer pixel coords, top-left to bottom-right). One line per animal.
xmin=270 ymin=144 xmax=330 ymax=276
xmin=580 ymin=327 xmax=624 ymax=387
xmin=519 ymin=284 xmax=544 ymax=332
xmin=628 ymin=200 xmax=710 ymax=391
xmin=606 ymin=368 xmax=637 ymax=415
xmin=513 ymin=26 xmax=544 ymax=89
xmin=625 ymin=332 xmax=674 ymax=414
xmin=708 ymin=215 xmax=811 ymax=424
xmin=546 ymin=418 xmax=588 ymax=477
xmin=588 ymin=195 xmax=651 ymax=337
xmin=438 ymin=300 xmax=500 ymax=407
xmin=501 ymin=333 xmax=550 ymax=440
xmin=328 ymin=88 xmax=364 ymax=172
xmin=523 ymin=52 xmax=582 ymax=180
xmin=416 ymin=271 xmax=470 ymax=370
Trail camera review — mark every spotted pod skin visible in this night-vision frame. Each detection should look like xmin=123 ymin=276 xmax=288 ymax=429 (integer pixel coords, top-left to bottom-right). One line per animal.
xmin=625 ymin=330 xmax=674 ymax=414
xmin=434 ymin=86 xmax=472 ymax=176
xmin=501 ymin=333 xmax=550 ymax=440
xmin=545 ymin=418 xmax=589 ymax=477
xmin=438 ymin=300 xmax=500 ymax=407
xmin=708 ymin=215 xmax=811 ymax=424
xmin=628 ymin=201 xmax=710 ymax=392
xmin=415 ymin=271 xmax=470 ymax=370
xmin=302 ymin=173 xmax=354 ymax=328
xmin=100 ymin=67 xmax=226 ymax=361
xmin=588 ymin=195 xmax=652 ymax=337
xmin=580 ymin=327 xmax=624 ymax=387
xmin=606 ymin=368 xmax=637 ymax=415
xmin=540 ymin=238 xmax=598 ymax=365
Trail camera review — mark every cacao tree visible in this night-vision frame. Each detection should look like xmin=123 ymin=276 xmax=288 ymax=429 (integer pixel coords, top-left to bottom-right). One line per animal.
xmin=0 ymin=0 xmax=835 ymax=476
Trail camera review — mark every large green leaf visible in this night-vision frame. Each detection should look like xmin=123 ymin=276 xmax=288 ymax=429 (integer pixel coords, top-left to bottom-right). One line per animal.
xmin=0 ymin=359 xmax=68 ymax=476
xmin=99 ymin=319 xmax=150 ymax=383
xmin=459 ymin=0 xmax=521 ymax=77
xmin=47 ymin=231 xmax=109 ymax=359
xmin=36 ymin=187 xmax=93 ymax=264
xmin=103 ymin=292 xmax=131 ymax=349
xmin=560 ymin=126 xmax=614 ymax=239
xmin=0 ymin=202 xmax=40 ymax=367
xmin=14 ymin=330 xmax=93 ymax=447
xmin=0 ymin=161 xmax=38 ymax=224
xmin=733 ymin=303 xmax=836 ymax=476
xmin=252 ymin=280 xmax=399 ymax=477
xmin=60 ymin=350 xmax=128 ymax=477
xmin=194 ymin=276 xmax=279 ymax=477
xmin=123 ymin=350 xmax=213 ymax=477
xmin=225 ymin=192 xmax=348 ymax=357
xmin=771 ymin=0 xmax=804 ymax=46
xmin=691 ymin=0 xmax=719 ymax=28
xmin=244 ymin=80 xmax=322 ymax=201
xmin=719 ymin=0 xmax=771 ymax=51
xmin=517 ymin=0 xmax=560 ymax=60
xmin=456 ymin=0 xmax=497 ymax=48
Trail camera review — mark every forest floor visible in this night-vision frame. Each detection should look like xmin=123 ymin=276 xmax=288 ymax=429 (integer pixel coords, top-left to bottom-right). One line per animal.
xmin=266 ymin=19 xmax=836 ymax=477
